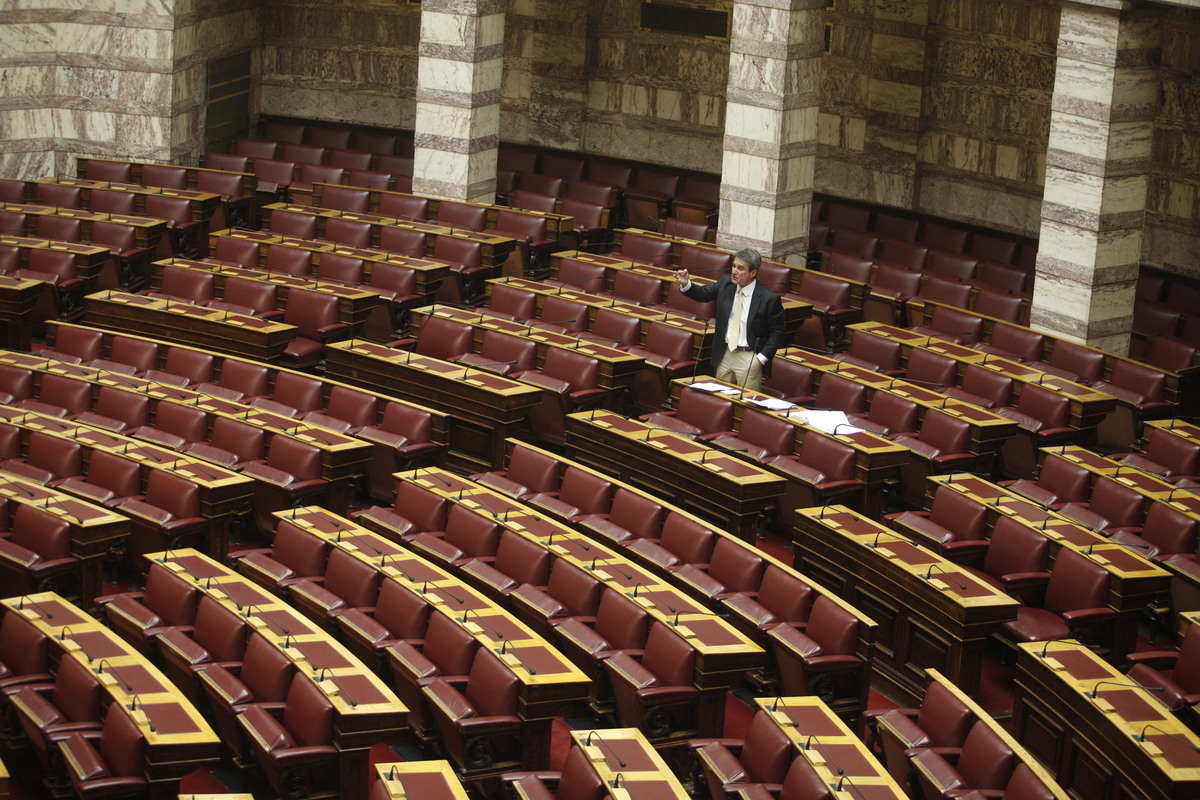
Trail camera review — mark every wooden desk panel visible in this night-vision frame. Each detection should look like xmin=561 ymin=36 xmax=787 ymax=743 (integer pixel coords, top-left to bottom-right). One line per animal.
xmin=1012 ymin=640 xmax=1200 ymax=800
xmin=794 ymin=506 xmax=1017 ymax=705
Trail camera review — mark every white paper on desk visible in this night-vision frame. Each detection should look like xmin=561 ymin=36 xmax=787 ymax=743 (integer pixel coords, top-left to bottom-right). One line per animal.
xmin=689 ymin=381 xmax=741 ymax=395
xmin=786 ymin=408 xmax=865 ymax=435
xmin=747 ymin=396 xmax=797 ymax=411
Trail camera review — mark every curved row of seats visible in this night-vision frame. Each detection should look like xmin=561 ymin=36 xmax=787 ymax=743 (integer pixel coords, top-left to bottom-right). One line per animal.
xmin=366 ymin=441 xmax=880 ymax=722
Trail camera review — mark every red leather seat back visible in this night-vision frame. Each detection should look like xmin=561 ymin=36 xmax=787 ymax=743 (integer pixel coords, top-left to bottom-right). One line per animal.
xmin=1048 ymin=340 xmax=1105 ymax=382
xmin=658 ymin=514 xmax=716 ymax=564
xmin=806 ymin=595 xmax=859 ymax=655
xmin=324 ymin=386 xmax=377 ymax=429
xmin=26 ymin=431 xmax=83 ymax=479
xmin=919 ymin=409 xmax=971 ymax=455
xmin=374 ymin=580 xmax=432 ymax=640
xmin=392 ymin=482 xmax=448 ymax=531
xmin=213 ymin=236 xmax=260 ymax=267
xmin=269 ymin=520 xmax=329 ymax=578
xmin=825 ymin=202 xmax=870 ymax=231
xmin=977 ymin=261 xmax=1029 ymax=294
xmin=827 ymin=252 xmax=873 ymax=283
xmin=84 ymin=160 xmax=134 ymax=182
xmin=379 ymin=402 xmax=432 ymax=441
xmin=904 ymin=347 xmax=958 ymax=389
xmin=848 ymin=333 xmax=902 ymax=372
xmin=830 ymin=229 xmax=879 ymax=259
xmin=928 ymin=250 xmax=979 ymax=282
xmin=264 ymin=245 xmax=313 ymax=276
xmin=283 ymin=288 xmax=340 ymax=339
xmin=253 ymin=158 xmax=296 ymax=188
xmin=141 ymin=164 xmax=188 ymax=189
xmin=985 ymin=517 xmax=1050 ymax=581
xmin=618 ymin=233 xmax=672 ymax=266
xmin=271 ymin=372 xmax=323 ymax=413
xmin=85 ymin=451 xmax=143 ymax=497
xmin=921 ymin=274 xmax=972 ymax=308
xmin=443 ymin=505 xmax=501 ymax=559
xmin=92 ymin=386 xmax=149 ymax=428
xmin=323 ymin=548 xmax=381 ymax=608
xmin=1140 ymin=503 xmax=1197 ymax=555
xmin=741 ymin=710 xmax=795 ymax=783
xmin=872 ymin=263 xmax=921 ymax=295
xmin=738 ymin=409 xmax=795 ymax=457
xmin=240 ymin=635 xmax=295 ymax=702
xmin=91 ymin=188 xmax=136 ymax=214
xmin=1145 ymin=429 xmax=1200 ymax=475
xmin=11 ymin=505 xmax=71 ymax=560
xmin=1015 ymin=385 xmax=1070 ymax=430
xmin=267 ymin=436 xmax=322 ymax=481
xmin=305 ymin=127 xmax=350 ymax=149
xmin=0 ymin=612 xmax=47 ymax=677
xmin=378 ymin=193 xmax=429 ymax=221
xmin=593 ymin=591 xmax=649 ymax=651
xmin=559 ymin=196 xmax=605 ymax=227
xmin=317 ymin=184 xmax=371 ymax=213
xmin=611 ymin=270 xmax=662 ymax=305
xmin=708 ymin=538 xmax=766 ymax=594
xmin=39 ymin=215 xmax=82 ymax=241
xmin=917 ymin=680 xmax=973 ymax=748
xmin=957 ymin=722 xmax=1016 ymax=790
xmin=488 ymin=284 xmax=537 ymax=320
xmin=235 ymin=138 xmax=279 ymax=159
xmin=146 ymin=470 xmax=201 ymax=519
xmin=511 ymin=190 xmax=558 ymax=213
xmin=210 ymin=417 xmax=266 ymax=462
xmin=438 ymin=201 xmax=487 ymax=232
xmin=865 ymin=392 xmax=918 ymax=433
xmin=493 ymin=532 xmax=552 ymax=586
xmin=587 ymin=162 xmax=632 ymax=190
xmin=545 ymin=561 xmax=603 ymax=617
xmin=353 ymin=130 xmax=398 ymax=154
xmin=921 ymin=222 xmax=968 ymax=252
xmin=282 ymin=673 xmax=335 ymax=747
xmin=591 ymin=308 xmax=641 ymax=348
xmin=606 ymin=488 xmax=665 ymax=540
xmin=676 ymin=387 xmax=734 ymax=434
xmin=757 ymin=565 xmax=813 ymax=623
xmin=929 ymin=487 xmax=988 ymax=541
xmin=479 ymin=330 xmax=538 ymax=373
xmin=873 ymin=213 xmax=920 ymax=242
xmin=324 ymin=218 xmax=372 ymax=248
xmin=36 ymin=374 xmax=92 ymax=415
xmin=1044 ymin=549 xmax=1109 ymax=616
xmin=433 ymin=236 xmax=483 ymax=267
xmin=422 ymin=612 xmax=478 ymax=676
xmin=518 ymin=173 xmax=564 ymax=198
xmin=541 ymin=154 xmax=586 ymax=180
xmin=297 ymin=163 xmax=344 ymax=186
xmin=880 ymin=239 xmax=929 ymax=271
xmin=986 ymin=323 xmax=1043 ymax=362
xmin=108 ymin=336 xmax=159 ymax=373
xmin=193 ymin=596 xmax=248 ymax=663
xmin=973 ymin=289 xmax=1024 ymax=322
xmin=269 ymin=209 xmax=318 ymax=239
xmin=543 ymin=347 xmax=601 ymax=390
xmin=505 ymin=445 xmax=560 ymax=494
xmin=556 ymin=467 xmax=612 ymax=514
xmin=158 ymin=266 xmax=215 ymax=302
xmin=195 ymin=169 xmax=245 ymax=199
xmin=316 ymin=252 xmax=365 ymax=285
xmin=813 ymin=373 xmax=866 ymax=414
xmin=1035 ymin=455 xmax=1089 ymax=504
xmin=415 ymin=316 xmax=473 ymax=361
xmin=464 ymin=648 xmax=520 ymax=718
xmin=641 ymin=622 xmax=693 ymax=686
xmin=1086 ymin=476 xmax=1145 ymax=529
xmin=642 ymin=322 xmax=693 ymax=363
xmin=327 ymin=149 xmax=373 ymax=170
xmin=798 ymin=271 xmax=853 ymax=309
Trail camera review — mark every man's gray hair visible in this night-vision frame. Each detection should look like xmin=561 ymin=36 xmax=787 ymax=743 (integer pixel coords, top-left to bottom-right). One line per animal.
xmin=734 ymin=248 xmax=762 ymax=272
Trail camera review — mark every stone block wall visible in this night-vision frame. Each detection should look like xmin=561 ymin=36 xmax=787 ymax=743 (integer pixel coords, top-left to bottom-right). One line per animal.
xmin=1145 ymin=5 xmax=1200 ymax=277
xmin=258 ymin=0 xmax=420 ymax=130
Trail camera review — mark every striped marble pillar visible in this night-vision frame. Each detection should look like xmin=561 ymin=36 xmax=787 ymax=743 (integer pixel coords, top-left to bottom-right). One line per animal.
xmin=412 ymin=0 xmax=505 ymax=204
xmin=1030 ymin=0 xmax=1161 ymax=354
xmin=717 ymin=0 xmax=825 ymax=264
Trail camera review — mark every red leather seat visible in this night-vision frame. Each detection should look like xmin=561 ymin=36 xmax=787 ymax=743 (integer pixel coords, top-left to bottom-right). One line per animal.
xmin=590 ymin=308 xmax=642 ymax=349
xmin=290 ymin=546 xmax=382 ymax=627
xmin=337 ymin=579 xmax=431 ymax=670
xmin=438 ymin=201 xmax=488 ymax=232
xmin=640 ymin=385 xmax=735 ymax=440
xmin=315 ymin=251 xmax=365 ymax=286
xmin=378 ymin=192 xmax=429 ymax=221
xmin=412 ymin=316 xmax=474 ymax=362
xmin=316 ymin=184 xmax=371 ymax=213
xmin=209 ymin=275 xmax=283 ymax=320
xmin=197 ymin=633 xmax=295 ymax=762
xmin=509 ymin=560 xmax=603 ymax=635
xmin=460 ymin=530 xmax=553 ymax=596
xmin=909 ymin=720 xmax=1015 ymax=799
xmin=279 ymin=288 xmax=349 ymax=368
xmin=1125 ymin=623 xmax=1200 ymax=712
xmin=722 ymin=564 xmax=814 ymax=635
xmin=617 ymin=232 xmax=672 ymax=267
xmin=237 ymin=673 xmax=338 ymax=798
xmin=59 ymin=705 xmax=147 ymax=800
xmin=408 ymin=503 xmax=502 ymax=567
xmin=829 ymin=229 xmax=880 ymax=260
xmin=904 ymin=347 xmax=958 ymax=390
xmin=268 ymin=208 xmax=319 ymax=239
xmin=527 ymin=465 xmax=612 ymax=521
xmin=1114 ymin=428 xmax=1200 ymax=481
xmin=36 ymin=184 xmax=84 ymax=208
xmin=928 ymin=250 xmax=979 ymax=282
xmin=37 ymin=215 xmax=83 ymax=243
xmin=90 ymin=188 xmax=136 ymax=215
xmin=264 ymin=245 xmax=314 ymax=277
xmin=761 ymin=358 xmax=816 ymax=405
xmin=769 ymin=595 xmax=865 ymax=717
xmin=76 ymin=385 xmax=150 ymax=432
xmin=15 ymin=373 xmax=91 ymax=418
xmin=943 ymin=364 xmax=1014 ymax=408
xmin=234 ymin=517 xmax=329 ymax=592
xmin=98 ymin=562 xmax=199 ymax=656
xmin=1029 ymin=340 xmax=1105 ymax=384
xmin=889 ymin=486 xmax=989 ymax=553
xmin=624 ymin=322 xmax=698 ymax=408
xmin=352 ymin=130 xmax=398 ymax=154
xmin=356 ymin=403 xmax=439 ymax=501
xmin=976 ymin=260 xmax=1030 ymax=296
xmin=195 ymin=168 xmax=253 ymax=228
xmin=520 ymin=349 xmax=607 ymax=445
xmin=482 ymin=284 xmax=538 ymax=322
xmin=662 ymin=217 xmax=710 ymax=240
xmin=116 ymin=469 xmax=208 ymax=557
xmin=576 ymin=487 xmax=665 ymax=547
xmin=673 ymin=537 xmax=766 ymax=601
xmin=1057 ymin=475 xmax=1145 ymax=534
xmin=241 ymin=436 xmax=327 ymax=532
xmin=327 ymin=148 xmax=373 ymax=170
xmin=157 ymin=595 xmax=247 ymax=703
xmin=234 ymin=137 xmax=279 ymax=159
xmin=1002 ymin=452 xmax=1090 ymax=510
xmin=1112 ymin=502 xmax=1197 ymax=561
xmin=555 ymin=589 xmax=649 ymax=714
xmin=453 ymin=330 xmax=538 ymax=378
xmin=517 ymin=172 xmax=564 ymax=198
xmin=850 ymin=391 xmax=919 ymax=438
xmin=709 ymin=408 xmax=796 ymax=463
xmin=585 ymin=162 xmax=631 ymax=193
xmin=57 ymin=450 xmax=142 ymax=507
xmin=470 ymin=443 xmax=560 ymax=500
xmin=812 ymin=373 xmax=866 ymax=414
xmin=260 ymin=371 xmax=323 ymax=418
xmin=624 ymin=512 xmax=716 ymax=572
xmin=691 ymin=708 xmax=795 ymax=800
xmin=292 ymin=163 xmax=345 ymax=196
xmin=772 ymin=435 xmax=863 ymax=522
xmin=0 ymin=611 xmax=51 ymax=691
xmin=300 ymin=385 xmax=378 ymax=434
xmin=963 ymin=516 xmax=1050 ymax=602
xmin=894 ymin=409 xmax=976 ymax=504
xmin=610 ymin=270 xmax=663 ymax=306
xmin=387 ymin=612 xmax=478 ymax=738
xmin=864 ymin=678 xmax=973 ymax=783
xmin=920 ymin=273 xmax=973 ymax=309
xmin=909 ymin=305 xmax=983 ymax=346
xmin=837 ymin=332 xmax=903 ymax=375
xmin=183 ymin=415 xmax=265 ymax=470
xmin=355 ymin=480 xmax=449 ymax=541
xmin=559 ymin=196 xmax=609 ymax=249
xmin=827 ymin=252 xmax=873 ymax=283
xmin=529 ymin=295 xmax=588 ymax=335
xmin=323 ymin=217 xmax=372 ymax=248
xmin=423 ymin=648 xmax=524 ymax=779
xmin=972 ymin=288 xmax=1025 ymax=322
xmin=604 ymin=622 xmax=699 ymax=745
xmin=503 ymin=743 xmax=605 ymax=800
xmin=35 ymin=329 xmax=98 ymax=372
xmin=304 ymin=126 xmax=349 ymax=149
xmin=377 ymin=227 xmax=428 ymax=259
xmin=0 ymin=504 xmax=76 ymax=595
xmin=146 ymin=265 xmax=215 ymax=303
xmin=93 ymin=335 xmax=159 ymax=375
xmin=140 ymin=163 xmax=188 ymax=189
xmin=0 ymin=365 xmax=32 ymax=404
xmin=432 ymin=236 xmax=488 ymax=304
xmin=210 ymin=236 xmax=260 ymax=268
xmin=1092 ymin=360 xmax=1171 ymax=413
xmin=920 ymin=222 xmax=969 ymax=253
xmin=1 ymin=430 xmax=83 ymax=486
xmin=998 ymin=549 xmax=1115 ymax=648
xmin=994 ymin=384 xmax=1075 ymax=442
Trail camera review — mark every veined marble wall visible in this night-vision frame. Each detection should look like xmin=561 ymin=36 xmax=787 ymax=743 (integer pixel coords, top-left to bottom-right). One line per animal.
xmin=502 ymin=0 xmax=588 ymax=150
xmin=258 ymin=0 xmax=420 ymax=130
xmin=0 ymin=0 xmax=257 ymax=178
xmin=1145 ymin=4 xmax=1200 ymax=277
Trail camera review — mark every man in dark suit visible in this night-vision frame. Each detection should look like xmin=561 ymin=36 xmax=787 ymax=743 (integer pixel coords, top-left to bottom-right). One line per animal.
xmin=674 ymin=247 xmax=785 ymax=391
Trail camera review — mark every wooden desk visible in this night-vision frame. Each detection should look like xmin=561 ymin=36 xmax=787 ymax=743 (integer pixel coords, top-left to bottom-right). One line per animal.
xmin=775 ymin=347 xmax=1019 ymax=458
xmin=0 ymin=234 xmax=115 ymax=286
xmin=279 ymin=507 xmax=590 ymax=769
xmin=1 ymin=201 xmax=168 ymax=254
xmin=324 ymin=339 xmax=541 ymax=471
xmin=0 ymin=472 xmax=128 ymax=612
xmin=409 ymin=305 xmax=645 ymax=410
xmin=794 ymin=506 xmax=1017 ymax=706
xmin=39 ymin=176 xmax=221 ymax=230
xmin=924 ymin=473 xmax=1172 ymax=658
xmin=372 ymin=761 xmax=470 ymax=800
xmin=752 ymin=697 xmax=908 ymax=799
xmin=149 ymin=549 xmax=407 ymax=799
xmin=2 ymin=592 xmax=220 ymax=798
xmin=153 ymin=258 xmax=390 ymax=333
xmin=670 ymin=377 xmax=910 ymax=519
xmin=568 ymin=729 xmax=689 ymax=800
xmin=83 ymin=290 xmax=296 ymax=362
xmin=1011 ymin=640 xmax=1200 ymax=800
xmin=565 ymin=409 xmax=786 ymax=542
xmin=848 ymin=322 xmax=1118 ymax=430
xmin=0 ymin=273 xmax=45 ymax=350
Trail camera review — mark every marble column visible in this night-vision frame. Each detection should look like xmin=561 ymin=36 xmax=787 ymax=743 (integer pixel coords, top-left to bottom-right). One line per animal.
xmin=718 ymin=0 xmax=825 ymax=263
xmin=412 ymin=0 xmax=506 ymax=203
xmin=1030 ymin=0 xmax=1161 ymax=353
